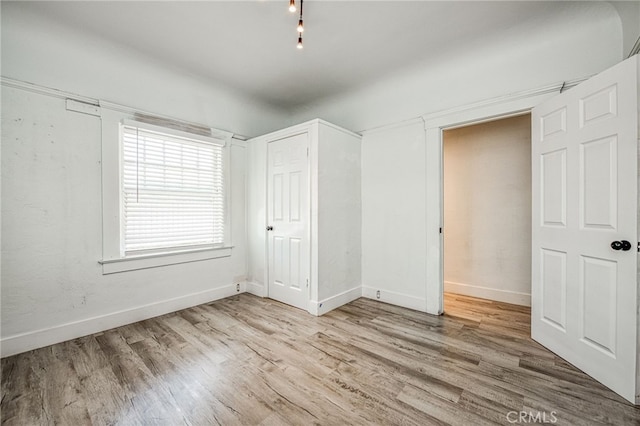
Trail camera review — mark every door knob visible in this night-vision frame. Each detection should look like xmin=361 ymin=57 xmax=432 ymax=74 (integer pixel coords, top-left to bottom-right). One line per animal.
xmin=266 ymin=226 xmax=273 ymax=231
xmin=611 ymin=240 xmax=632 ymax=251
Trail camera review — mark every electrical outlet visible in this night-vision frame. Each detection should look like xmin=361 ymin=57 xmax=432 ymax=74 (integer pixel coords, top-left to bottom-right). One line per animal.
xmin=376 ymin=290 xmax=381 ymax=299
xmin=236 ymin=283 xmax=240 ymax=292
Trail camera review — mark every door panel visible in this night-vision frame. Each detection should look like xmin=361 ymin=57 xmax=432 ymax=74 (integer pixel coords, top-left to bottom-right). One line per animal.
xmin=580 ymin=84 xmax=617 ymax=126
xmin=540 ymin=248 xmax=567 ymax=331
xmin=273 ymin=173 xmax=284 ymax=221
xmin=267 ymin=133 xmax=309 ymax=310
xmin=579 ymin=255 xmax=617 ymax=355
xmin=273 ymin=236 xmax=284 ymax=285
xmin=540 ymin=107 xmax=567 ymax=139
xmin=580 ymin=136 xmax=617 ymax=229
xmin=290 ymin=171 xmax=302 ymax=221
xmin=290 ymin=238 xmax=302 ymax=289
xmin=541 ymin=149 xmax=567 ymax=226
xmin=532 ymin=56 xmax=638 ymax=403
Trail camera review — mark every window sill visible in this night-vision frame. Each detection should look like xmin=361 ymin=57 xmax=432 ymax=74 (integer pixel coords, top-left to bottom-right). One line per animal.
xmin=99 ymin=246 xmax=232 ymax=275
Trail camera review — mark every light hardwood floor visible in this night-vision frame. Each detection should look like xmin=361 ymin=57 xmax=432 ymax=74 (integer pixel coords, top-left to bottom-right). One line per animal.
xmin=2 ymin=293 xmax=639 ymax=425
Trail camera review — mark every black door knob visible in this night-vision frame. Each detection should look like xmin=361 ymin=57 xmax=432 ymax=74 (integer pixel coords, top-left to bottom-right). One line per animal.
xmin=611 ymin=240 xmax=632 ymax=251
xmin=266 ymin=226 xmax=273 ymax=231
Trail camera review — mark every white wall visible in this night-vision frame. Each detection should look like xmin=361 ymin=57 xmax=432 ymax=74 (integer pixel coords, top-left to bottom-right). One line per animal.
xmin=1 ymin=3 xmax=288 ymax=138
xmin=1 ymin=86 xmax=249 ymax=356
xmin=0 ymin=2 xmax=289 ymax=356
xmin=361 ymin=121 xmax=428 ymax=311
xmin=289 ymin=3 xmax=622 ymax=132
xmin=316 ymin=124 xmax=361 ymax=305
xmin=350 ymin=3 xmax=624 ymax=314
xmin=0 ymin=0 xmax=631 ymax=351
xmin=443 ymin=115 xmax=532 ymax=306
xmin=246 ymin=135 xmax=268 ymax=292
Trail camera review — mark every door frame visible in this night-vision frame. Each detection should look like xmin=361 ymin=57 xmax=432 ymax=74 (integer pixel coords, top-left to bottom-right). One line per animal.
xmin=440 ymin=112 xmax=533 ymax=308
xmin=263 ymin=126 xmax=314 ymax=313
xmin=423 ymin=78 xmax=588 ymax=315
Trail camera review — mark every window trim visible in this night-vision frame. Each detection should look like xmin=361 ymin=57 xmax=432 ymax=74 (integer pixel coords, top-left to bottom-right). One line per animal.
xmin=99 ymin=246 xmax=232 ymax=275
xmin=100 ymin=109 xmax=233 ymax=274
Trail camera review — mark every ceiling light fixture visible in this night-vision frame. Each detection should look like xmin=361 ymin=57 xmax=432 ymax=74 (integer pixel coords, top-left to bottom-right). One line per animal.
xmin=294 ymin=0 xmax=304 ymax=49
xmin=289 ymin=0 xmax=296 ymax=13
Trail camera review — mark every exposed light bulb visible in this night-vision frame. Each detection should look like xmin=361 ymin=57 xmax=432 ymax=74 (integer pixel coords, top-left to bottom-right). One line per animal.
xmin=289 ymin=0 xmax=296 ymax=13
xmin=297 ymin=19 xmax=304 ymax=33
xmin=297 ymin=35 xmax=303 ymax=49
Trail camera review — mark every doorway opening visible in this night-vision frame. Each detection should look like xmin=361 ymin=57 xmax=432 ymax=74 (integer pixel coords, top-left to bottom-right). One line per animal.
xmin=442 ymin=113 xmax=532 ymax=330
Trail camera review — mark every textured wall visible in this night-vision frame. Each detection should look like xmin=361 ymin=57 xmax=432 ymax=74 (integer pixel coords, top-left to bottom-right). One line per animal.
xmin=1 ymin=87 xmax=247 ymax=356
xmin=360 ymin=121 xmax=428 ymax=311
xmin=317 ymin=124 xmax=362 ymax=302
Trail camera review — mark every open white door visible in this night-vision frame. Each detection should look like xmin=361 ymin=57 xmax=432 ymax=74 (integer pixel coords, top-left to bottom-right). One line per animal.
xmin=532 ymin=56 xmax=639 ymax=403
xmin=267 ymin=133 xmax=310 ymax=310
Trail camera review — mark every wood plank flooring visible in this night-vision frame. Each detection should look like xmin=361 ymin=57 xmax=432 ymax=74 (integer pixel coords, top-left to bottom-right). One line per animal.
xmin=2 ymin=293 xmax=639 ymax=425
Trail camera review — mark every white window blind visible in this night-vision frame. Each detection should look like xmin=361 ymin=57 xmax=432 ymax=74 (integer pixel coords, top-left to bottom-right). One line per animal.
xmin=121 ymin=124 xmax=225 ymax=255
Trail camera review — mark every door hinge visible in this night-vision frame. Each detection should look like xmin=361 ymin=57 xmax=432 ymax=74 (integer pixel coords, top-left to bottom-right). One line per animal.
xmin=637 ymin=242 xmax=639 ymax=253
xmin=307 ymin=147 xmax=309 ymax=157
xmin=306 ymin=279 xmax=309 ymax=287
xmin=439 ymin=227 xmax=442 ymax=234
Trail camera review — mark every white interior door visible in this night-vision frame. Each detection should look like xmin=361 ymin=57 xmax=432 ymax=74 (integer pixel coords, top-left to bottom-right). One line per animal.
xmin=532 ymin=56 xmax=638 ymax=403
xmin=267 ymin=133 xmax=310 ymax=310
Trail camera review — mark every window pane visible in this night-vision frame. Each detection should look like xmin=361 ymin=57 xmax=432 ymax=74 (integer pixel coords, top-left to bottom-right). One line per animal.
xmin=121 ymin=125 xmax=224 ymax=254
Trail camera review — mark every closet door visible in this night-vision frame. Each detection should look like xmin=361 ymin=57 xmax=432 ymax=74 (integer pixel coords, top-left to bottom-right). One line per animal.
xmin=267 ymin=133 xmax=310 ymax=310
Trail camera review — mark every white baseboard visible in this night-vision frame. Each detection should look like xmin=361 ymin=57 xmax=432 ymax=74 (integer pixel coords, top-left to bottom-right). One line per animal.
xmin=1 ymin=284 xmax=241 ymax=358
xmin=309 ymin=286 xmax=362 ymax=316
xmin=3 ymin=279 xmax=528 ymax=358
xmin=361 ymin=286 xmax=427 ymax=312
xmin=444 ymin=280 xmax=531 ymax=306
xmin=245 ymin=281 xmax=266 ymax=297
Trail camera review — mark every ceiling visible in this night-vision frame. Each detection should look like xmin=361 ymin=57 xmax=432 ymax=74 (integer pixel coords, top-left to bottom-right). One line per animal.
xmin=9 ymin=1 xmax=625 ymax=110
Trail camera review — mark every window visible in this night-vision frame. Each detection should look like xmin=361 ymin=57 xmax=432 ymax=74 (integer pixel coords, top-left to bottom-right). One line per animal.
xmin=120 ymin=123 xmax=226 ymax=256
xmin=100 ymin=111 xmax=233 ymax=274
